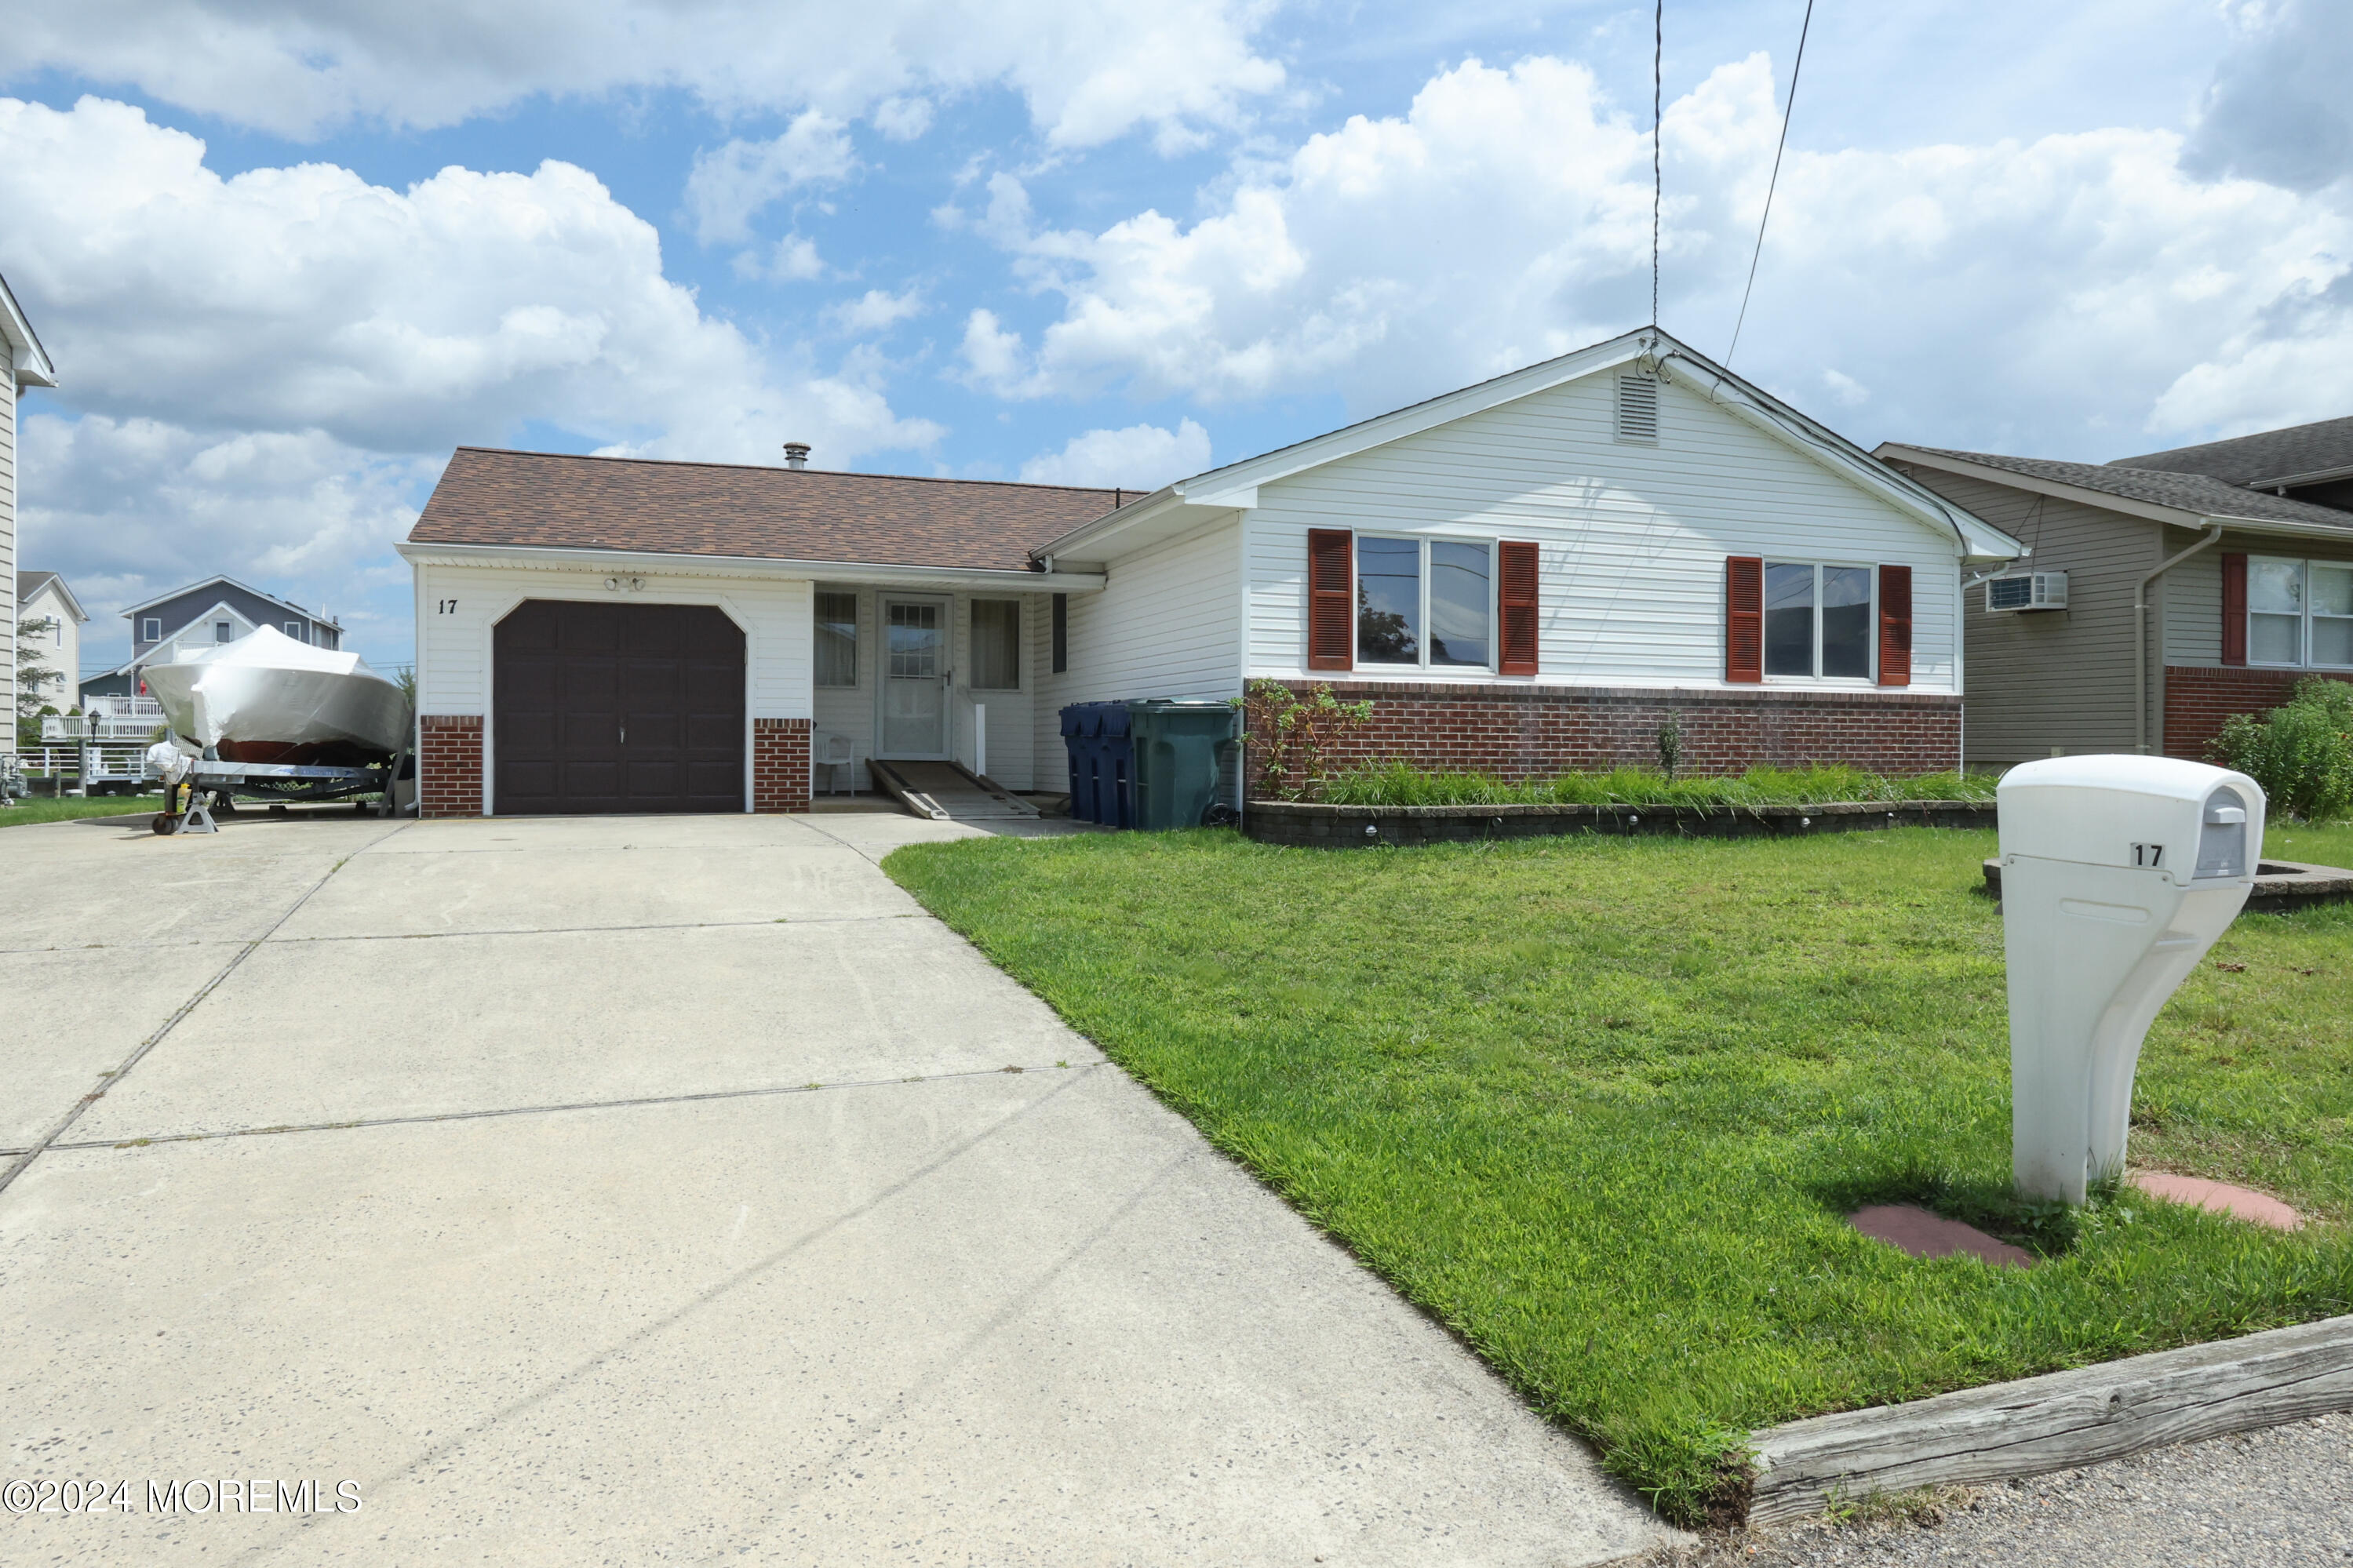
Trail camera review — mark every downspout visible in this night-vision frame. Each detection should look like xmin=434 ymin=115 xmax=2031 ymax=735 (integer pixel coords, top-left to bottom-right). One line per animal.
xmin=2135 ymin=524 xmax=2224 ymax=756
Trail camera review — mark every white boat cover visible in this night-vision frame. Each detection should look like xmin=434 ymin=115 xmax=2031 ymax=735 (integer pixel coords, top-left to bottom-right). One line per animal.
xmin=142 ymin=626 xmax=410 ymax=755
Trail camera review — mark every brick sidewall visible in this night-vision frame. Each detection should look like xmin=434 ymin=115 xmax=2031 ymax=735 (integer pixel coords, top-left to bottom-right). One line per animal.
xmin=753 ymin=718 xmax=812 ymax=813
xmin=418 ymin=714 xmax=483 ymax=818
xmin=1247 ymin=681 xmax=1962 ymax=788
xmin=2162 ymin=666 xmax=2308 ymax=761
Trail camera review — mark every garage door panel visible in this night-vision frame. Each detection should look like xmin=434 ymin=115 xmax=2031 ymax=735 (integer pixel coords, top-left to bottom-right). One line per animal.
xmin=495 ymin=600 xmax=745 ymax=815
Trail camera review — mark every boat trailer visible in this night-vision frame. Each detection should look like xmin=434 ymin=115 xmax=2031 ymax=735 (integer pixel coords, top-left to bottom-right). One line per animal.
xmin=155 ymin=755 xmax=413 ymax=835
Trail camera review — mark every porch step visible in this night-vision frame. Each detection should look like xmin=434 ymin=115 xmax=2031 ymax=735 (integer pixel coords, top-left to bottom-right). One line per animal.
xmin=868 ymin=759 xmax=1040 ymax=823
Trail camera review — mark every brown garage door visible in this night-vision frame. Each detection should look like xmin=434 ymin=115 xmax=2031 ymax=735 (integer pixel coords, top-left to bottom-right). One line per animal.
xmin=494 ymin=600 xmax=745 ymax=814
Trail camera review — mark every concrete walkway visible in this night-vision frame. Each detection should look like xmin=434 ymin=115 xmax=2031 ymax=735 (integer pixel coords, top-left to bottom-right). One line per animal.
xmin=1 ymin=808 xmax=1671 ymax=1565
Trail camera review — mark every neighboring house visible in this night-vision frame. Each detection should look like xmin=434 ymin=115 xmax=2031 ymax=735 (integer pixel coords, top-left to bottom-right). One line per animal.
xmin=1877 ymin=416 xmax=2353 ymax=769
xmin=15 ymin=570 xmax=86 ymax=711
xmin=402 ymin=327 xmax=2020 ymax=817
xmin=0 ymin=271 xmax=59 ymax=761
xmin=97 ymin=576 xmax=344 ymax=697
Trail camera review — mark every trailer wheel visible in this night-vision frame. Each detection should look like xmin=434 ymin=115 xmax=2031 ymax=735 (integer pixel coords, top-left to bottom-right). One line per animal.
xmin=151 ymin=813 xmax=177 ymax=835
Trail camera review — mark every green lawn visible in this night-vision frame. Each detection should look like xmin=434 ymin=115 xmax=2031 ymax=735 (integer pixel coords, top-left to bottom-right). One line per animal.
xmin=0 ymin=792 xmax=165 ymax=828
xmin=885 ymin=823 xmax=2353 ymax=1525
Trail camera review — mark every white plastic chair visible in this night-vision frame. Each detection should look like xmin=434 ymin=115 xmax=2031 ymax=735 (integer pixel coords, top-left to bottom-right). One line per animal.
xmin=812 ymin=731 xmax=857 ymax=795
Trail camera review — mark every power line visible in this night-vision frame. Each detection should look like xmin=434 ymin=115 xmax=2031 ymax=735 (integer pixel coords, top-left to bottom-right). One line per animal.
xmin=1651 ymin=0 xmax=1663 ymax=326
xmin=1724 ymin=0 xmax=1814 ymax=368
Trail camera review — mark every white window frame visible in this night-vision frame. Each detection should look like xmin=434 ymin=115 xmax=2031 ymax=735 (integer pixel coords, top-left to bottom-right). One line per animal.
xmin=140 ymin=617 xmax=161 ymax=641
xmin=2247 ymin=555 xmax=2353 ymax=671
xmin=1761 ymin=560 xmax=1878 ymax=685
xmin=213 ymin=620 xmax=233 ymax=643
xmin=1353 ymin=533 xmax=1499 ymax=673
xmin=284 ymin=620 xmax=305 ymax=641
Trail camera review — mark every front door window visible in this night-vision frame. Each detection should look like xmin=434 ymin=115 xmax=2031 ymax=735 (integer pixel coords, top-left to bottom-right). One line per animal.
xmin=880 ymin=599 xmax=948 ymax=755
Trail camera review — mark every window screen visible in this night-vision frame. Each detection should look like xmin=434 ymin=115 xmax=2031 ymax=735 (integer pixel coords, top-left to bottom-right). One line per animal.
xmin=2249 ymin=558 xmax=2303 ymax=665
xmin=971 ymin=598 xmax=1020 ymax=689
xmin=2315 ymin=564 xmax=2353 ymax=667
xmin=815 ymin=591 xmax=858 ymax=686
xmin=1764 ymin=563 xmax=1815 ymax=676
xmin=1429 ymin=541 xmax=1491 ymax=666
xmin=1357 ymin=537 xmax=1421 ymax=664
xmin=1820 ymin=566 xmax=1873 ymax=678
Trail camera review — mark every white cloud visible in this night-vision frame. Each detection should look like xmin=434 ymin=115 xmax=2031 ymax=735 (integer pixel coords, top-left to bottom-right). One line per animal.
xmin=959 ymin=307 xmax=1035 ymax=394
xmin=685 ymin=111 xmax=857 ymax=245
xmin=0 ymin=0 xmax=1284 ymax=150
xmin=0 ymin=94 xmax=944 ymax=664
xmin=1018 ymin=418 xmax=1210 ymax=488
xmin=829 ymin=288 xmax=926 ymax=333
xmin=959 ymin=51 xmax=2353 ymax=453
xmin=734 ymin=235 xmax=829 ymax=282
xmin=872 ymin=96 xmax=935 ymax=142
xmin=0 ymin=96 xmax=937 ymax=460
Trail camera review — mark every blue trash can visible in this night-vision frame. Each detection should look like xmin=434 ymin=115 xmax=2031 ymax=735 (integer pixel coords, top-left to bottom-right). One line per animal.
xmin=1058 ymin=702 xmax=1135 ymax=825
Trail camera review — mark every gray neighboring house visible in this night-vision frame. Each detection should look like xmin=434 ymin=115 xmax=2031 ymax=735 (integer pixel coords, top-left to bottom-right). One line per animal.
xmin=1876 ymin=417 xmax=2353 ymax=769
xmin=82 ymin=575 xmax=344 ymax=699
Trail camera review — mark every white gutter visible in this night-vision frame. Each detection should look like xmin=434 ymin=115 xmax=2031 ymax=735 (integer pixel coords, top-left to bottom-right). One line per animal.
xmin=2135 ymin=523 xmax=2224 ymax=757
xmin=394 ymin=540 xmax=1109 ymax=593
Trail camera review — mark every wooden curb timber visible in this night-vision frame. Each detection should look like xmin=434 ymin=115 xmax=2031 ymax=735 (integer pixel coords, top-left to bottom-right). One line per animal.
xmin=1743 ymin=1314 xmax=2353 ymax=1526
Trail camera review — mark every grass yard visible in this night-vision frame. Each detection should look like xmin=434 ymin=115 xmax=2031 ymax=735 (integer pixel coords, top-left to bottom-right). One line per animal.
xmin=886 ymin=823 xmax=2353 ymax=1525
xmin=0 ymin=792 xmax=166 ymax=828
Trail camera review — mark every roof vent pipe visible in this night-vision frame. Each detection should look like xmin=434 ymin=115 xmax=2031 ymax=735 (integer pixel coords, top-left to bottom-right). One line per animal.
xmin=782 ymin=442 xmax=810 ymax=470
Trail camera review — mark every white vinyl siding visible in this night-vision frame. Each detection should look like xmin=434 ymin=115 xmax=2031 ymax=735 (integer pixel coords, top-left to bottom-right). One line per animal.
xmin=1034 ymin=516 xmax=1241 ymax=780
xmin=1246 ymin=373 xmax=1961 ymax=693
xmin=0 ymin=371 xmax=14 ymax=752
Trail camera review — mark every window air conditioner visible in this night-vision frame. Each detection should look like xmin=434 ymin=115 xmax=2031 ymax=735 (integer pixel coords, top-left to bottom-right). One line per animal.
xmin=1985 ymin=570 xmax=2068 ymax=613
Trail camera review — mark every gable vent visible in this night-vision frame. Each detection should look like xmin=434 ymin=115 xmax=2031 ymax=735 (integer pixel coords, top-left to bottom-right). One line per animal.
xmin=1615 ymin=373 xmax=1660 ymax=443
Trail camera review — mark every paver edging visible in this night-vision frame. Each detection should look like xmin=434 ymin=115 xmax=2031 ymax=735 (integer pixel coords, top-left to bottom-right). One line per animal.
xmin=1739 ymin=1312 xmax=2353 ymax=1527
xmin=1242 ymin=798 xmax=1994 ymax=848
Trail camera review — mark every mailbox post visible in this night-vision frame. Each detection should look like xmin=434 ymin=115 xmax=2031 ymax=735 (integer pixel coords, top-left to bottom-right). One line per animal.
xmin=1996 ymin=756 xmax=2264 ymax=1204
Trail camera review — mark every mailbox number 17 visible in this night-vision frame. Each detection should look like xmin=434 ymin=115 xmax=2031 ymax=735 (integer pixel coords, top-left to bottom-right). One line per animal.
xmin=2132 ymin=842 xmax=2165 ymax=868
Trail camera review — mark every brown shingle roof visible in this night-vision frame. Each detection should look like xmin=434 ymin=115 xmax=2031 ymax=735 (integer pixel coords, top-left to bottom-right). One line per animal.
xmin=409 ymin=448 xmax=1123 ymax=572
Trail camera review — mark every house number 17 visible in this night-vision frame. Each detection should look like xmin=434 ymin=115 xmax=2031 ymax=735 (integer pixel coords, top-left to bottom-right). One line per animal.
xmin=436 ymin=599 xmax=458 ymax=614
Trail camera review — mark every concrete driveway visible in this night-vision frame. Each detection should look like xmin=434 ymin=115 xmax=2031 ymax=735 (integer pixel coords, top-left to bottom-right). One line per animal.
xmin=2 ymin=808 xmax=1671 ymax=1565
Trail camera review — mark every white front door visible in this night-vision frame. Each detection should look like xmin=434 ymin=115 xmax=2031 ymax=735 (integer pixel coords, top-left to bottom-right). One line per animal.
xmin=878 ymin=596 xmax=950 ymax=757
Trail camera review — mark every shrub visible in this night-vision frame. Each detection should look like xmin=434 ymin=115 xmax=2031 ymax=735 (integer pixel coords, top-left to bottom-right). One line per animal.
xmin=1230 ymin=679 xmax=1374 ymax=801
xmin=1317 ymin=761 xmax=1995 ymax=809
xmin=2208 ymin=677 xmax=2353 ymax=822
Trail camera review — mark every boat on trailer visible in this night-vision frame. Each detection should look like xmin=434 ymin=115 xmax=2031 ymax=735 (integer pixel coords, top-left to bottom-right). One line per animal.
xmin=142 ymin=628 xmax=413 ymax=823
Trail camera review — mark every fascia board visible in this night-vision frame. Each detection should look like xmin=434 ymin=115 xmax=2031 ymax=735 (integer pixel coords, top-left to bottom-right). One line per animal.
xmin=2246 ymin=462 xmax=2353 ymax=490
xmin=1659 ymin=366 xmax=2023 ymax=562
xmin=0 ymin=275 xmax=56 ymax=387
xmin=1875 ymin=445 xmax=2207 ymax=530
xmin=394 ymin=539 xmax=1109 ymax=593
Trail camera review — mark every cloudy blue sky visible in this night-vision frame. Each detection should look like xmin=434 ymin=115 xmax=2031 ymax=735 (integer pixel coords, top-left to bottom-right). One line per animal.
xmin=3 ymin=0 xmax=2349 ymax=672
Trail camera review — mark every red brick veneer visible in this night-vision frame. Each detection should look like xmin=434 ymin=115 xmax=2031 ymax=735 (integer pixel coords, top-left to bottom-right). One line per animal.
xmin=753 ymin=717 xmax=812 ymax=813
xmin=2162 ymin=666 xmax=2308 ymax=761
xmin=1248 ymin=681 xmax=1961 ymax=787
xmin=418 ymin=714 xmax=484 ymax=817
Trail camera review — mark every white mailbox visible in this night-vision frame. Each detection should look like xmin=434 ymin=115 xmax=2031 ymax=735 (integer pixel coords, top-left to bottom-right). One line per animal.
xmin=1997 ymin=756 xmax=2264 ymax=1203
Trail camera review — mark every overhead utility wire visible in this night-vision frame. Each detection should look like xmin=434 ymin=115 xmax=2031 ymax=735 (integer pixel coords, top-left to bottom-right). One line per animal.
xmin=1724 ymin=0 xmax=1814 ymax=368
xmin=1651 ymin=0 xmax=1663 ymax=326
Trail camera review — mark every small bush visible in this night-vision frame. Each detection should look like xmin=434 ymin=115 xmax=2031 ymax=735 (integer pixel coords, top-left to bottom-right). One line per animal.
xmin=2209 ymin=677 xmax=2353 ymax=822
xmin=1317 ymin=760 xmax=1995 ymax=809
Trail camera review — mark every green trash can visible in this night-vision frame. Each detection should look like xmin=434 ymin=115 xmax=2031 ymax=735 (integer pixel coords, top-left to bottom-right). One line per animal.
xmin=1124 ymin=700 xmax=1239 ymax=831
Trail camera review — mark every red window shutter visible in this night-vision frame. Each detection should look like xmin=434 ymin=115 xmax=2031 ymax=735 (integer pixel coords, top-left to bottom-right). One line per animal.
xmin=1497 ymin=540 xmax=1539 ymax=675
xmin=1877 ymin=564 xmax=1913 ymax=686
xmin=1725 ymin=556 xmax=1764 ymax=682
xmin=2220 ymin=551 xmax=2247 ymax=666
xmin=1307 ymin=529 xmax=1353 ymax=671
